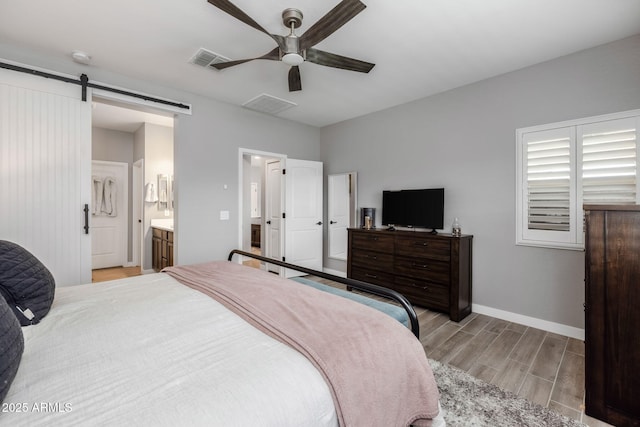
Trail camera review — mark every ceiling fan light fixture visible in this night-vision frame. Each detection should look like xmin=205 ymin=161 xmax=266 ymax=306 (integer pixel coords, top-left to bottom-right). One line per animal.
xmin=282 ymin=53 xmax=304 ymax=66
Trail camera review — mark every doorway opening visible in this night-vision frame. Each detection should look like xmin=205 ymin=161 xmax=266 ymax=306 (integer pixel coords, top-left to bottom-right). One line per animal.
xmin=91 ymin=99 xmax=174 ymax=282
xmin=239 ymin=149 xmax=286 ymax=272
xmin=238 ymin=148 xmax=325 ymax=276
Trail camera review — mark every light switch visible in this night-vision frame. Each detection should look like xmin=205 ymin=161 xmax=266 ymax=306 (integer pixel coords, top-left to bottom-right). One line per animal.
xmin=220 ymin=210 xmax=230 ymax=220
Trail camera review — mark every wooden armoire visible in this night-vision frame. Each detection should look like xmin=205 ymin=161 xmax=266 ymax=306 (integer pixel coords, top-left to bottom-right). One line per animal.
xmin=584 ymin=205 xmax=640 ymax=426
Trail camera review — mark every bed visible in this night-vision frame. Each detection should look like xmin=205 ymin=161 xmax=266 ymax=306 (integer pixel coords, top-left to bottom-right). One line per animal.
xmin=0 ymin=242 xmax=444 ymax=427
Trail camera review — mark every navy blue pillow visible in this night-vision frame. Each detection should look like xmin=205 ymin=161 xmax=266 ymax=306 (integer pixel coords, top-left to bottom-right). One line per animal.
xmin=0 ymin=241 xmax=55 ymax=326
xmin=0 ymin=293 xmax=23 ymax=402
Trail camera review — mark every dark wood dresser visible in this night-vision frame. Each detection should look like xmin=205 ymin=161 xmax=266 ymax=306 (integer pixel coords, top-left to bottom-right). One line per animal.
xmin=584 ymin=205 xmax=640 ymax=426
xmin=347 ymin=228 xmax=472 ymax=321
xmin=251 ymin=223 xmax=261 ymax=248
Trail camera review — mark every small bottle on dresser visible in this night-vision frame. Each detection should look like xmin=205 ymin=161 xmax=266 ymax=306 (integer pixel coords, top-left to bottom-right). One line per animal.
xmin=452 ymin=217 xmax=461 ymax=237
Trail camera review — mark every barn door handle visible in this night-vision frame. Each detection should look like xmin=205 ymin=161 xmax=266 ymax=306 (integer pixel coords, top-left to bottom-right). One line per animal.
xmin=83 ymin=204 xmax=89 ymax=234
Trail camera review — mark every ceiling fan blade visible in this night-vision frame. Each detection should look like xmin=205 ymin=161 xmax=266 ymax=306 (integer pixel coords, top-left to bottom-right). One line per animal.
xmin=211 ymin=47 xmax=280 ymax=70
xmin=306 ymin=48 xmax=375 ymax=73
xmin=288 ymin=66 xmax=302 ymax=92
xmin=299 ymin=0 xmax=366 ymax=51
xmin=207 ymin=0 xmax=283 ymax=48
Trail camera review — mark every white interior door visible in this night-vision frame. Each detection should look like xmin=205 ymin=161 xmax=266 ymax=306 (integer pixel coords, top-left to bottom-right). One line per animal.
xmin=91 ymin=161 xmax=128 ymax=269
xmin=0 ymin=68 xmax=92 ymax=286
xmin=328 ymin=173 xmax=350 ymax=260
xmin=264 ymin=159 xmax=282 ymax=273
xmin=284 ymin=159 xmax=323 ymax=277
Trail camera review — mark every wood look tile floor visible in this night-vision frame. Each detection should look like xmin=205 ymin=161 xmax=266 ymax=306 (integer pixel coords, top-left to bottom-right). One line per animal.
xmin=92 ymin=266 xmax=141 ymax=282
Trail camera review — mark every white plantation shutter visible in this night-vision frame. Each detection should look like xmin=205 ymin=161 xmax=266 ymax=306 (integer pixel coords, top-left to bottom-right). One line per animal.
xmin=579 ymin=118 xmax=638 ymax=205
xmin=517 ymin=110 xmax=640 ymax=249
xmin=526 ymin=132 xmax=572 ymax=231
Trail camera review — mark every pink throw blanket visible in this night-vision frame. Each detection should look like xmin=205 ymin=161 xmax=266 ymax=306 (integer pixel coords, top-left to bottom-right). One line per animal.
xmin=164 ymin=261 xmax=439 ymax=427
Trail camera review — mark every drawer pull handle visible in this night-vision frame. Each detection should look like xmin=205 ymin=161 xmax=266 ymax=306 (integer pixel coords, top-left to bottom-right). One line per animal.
xmin=409 ymin=282 xmax=429 ymax=291
xmin=368 ymin=237 xmax=379 ymax=241
xmin=415 ymin=242 xmax=428 ymax=246
xmin=366 ymin=255 xmax=378 ymax=260
xmin=412 ymin=262 xmax=429 ymax=269
xmin=365 ymin=273 xmax=378 ymax=279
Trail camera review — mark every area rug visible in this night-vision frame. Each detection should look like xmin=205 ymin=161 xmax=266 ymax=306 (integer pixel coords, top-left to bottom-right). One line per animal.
xmin=429 ymin=359 xmax=587 ymax=427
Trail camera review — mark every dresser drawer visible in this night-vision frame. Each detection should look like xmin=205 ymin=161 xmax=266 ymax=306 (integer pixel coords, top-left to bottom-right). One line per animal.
xmin=351 ymin=267 xmax=395 ymax=289
xmin=394 ymin=277 xmax=449 ymax=311
xmin=351 ymin=250 xmax=394 ymax=271
xmin=395 ymin=235 xmax=450 ymax=261
xmin=153 ymin=228 xmax=163 ymax=238
xmin=395 ymin=256 xmax=450 ymax=284
xmin=351 ymin=231 xmax=394 ymax=253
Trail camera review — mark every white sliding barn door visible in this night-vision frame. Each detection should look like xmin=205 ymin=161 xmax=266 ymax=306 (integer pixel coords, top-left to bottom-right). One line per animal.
xmin=0 ymin=68 xmax=92 ymax=286
xmin=284 ymin=159 xmax=323 ymax=277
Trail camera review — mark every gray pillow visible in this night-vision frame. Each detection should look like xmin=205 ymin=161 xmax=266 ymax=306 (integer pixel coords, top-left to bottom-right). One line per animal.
xmin=0 ymin=241 xmax=55 ymax=326
xmin=0 ymin=293 xmax=23 ymax=402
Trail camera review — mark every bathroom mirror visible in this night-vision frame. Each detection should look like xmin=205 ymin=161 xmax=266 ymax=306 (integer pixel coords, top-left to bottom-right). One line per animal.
xmin=158 ymin=174 xmax=170 ymax=210
xmin=250 ymin=182 xmax=260 ymax=218
xmin=328 ymin=172 xmax=357 ymax=261
xmin=170 ymin=174 xmax=174 ymax=210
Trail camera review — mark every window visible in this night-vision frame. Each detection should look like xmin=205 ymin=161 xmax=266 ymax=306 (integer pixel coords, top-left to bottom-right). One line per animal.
xmin=516 ymin=110 xmax=640 ymax=249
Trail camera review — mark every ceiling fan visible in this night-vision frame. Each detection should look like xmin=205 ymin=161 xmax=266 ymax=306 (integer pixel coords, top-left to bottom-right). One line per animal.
xmin=207 ymin=0 xmax=375 ymax=92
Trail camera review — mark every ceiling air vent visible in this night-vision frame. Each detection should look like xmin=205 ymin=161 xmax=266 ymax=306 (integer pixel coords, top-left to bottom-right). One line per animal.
xmin=242 ymin=94 xmax=297 ymax=116
xmin=189 ymin=48 xmax=230 ymax=69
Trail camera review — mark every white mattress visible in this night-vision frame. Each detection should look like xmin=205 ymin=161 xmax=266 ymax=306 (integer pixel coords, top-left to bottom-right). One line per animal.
xmin=1 ymin=273 xmax=338 ymax=426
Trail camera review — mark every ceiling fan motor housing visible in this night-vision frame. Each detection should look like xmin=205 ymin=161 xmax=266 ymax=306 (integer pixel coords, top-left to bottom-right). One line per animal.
xmin=283 ymin=35 xmax=301 ymax=56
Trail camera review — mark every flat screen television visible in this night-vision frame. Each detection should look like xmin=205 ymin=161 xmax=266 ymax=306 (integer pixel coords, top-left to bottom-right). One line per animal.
xmin=382 ymin=188 xmax=444 ymax=232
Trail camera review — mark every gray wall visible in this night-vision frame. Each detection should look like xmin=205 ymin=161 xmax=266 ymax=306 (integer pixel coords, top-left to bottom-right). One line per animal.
xmin=320 ymin=35 xmax=640 ymax=330
xmin=174 ymin=97 xmax=320 ymax=265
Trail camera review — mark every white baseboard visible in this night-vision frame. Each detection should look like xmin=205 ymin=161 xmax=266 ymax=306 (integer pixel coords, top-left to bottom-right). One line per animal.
xmin=472 ymin=303 xmax=585 ymax=341
xmin=141 ymin=268 xmax=156 ymax=275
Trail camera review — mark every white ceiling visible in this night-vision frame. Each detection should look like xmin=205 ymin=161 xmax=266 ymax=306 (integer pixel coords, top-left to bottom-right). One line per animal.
xmin=2 ymin=0 xmax=640 ymax=128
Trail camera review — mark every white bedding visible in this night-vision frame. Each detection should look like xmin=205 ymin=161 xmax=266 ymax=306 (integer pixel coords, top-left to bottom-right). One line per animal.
xmin=0 ymin=273 xmax=338 ymax=426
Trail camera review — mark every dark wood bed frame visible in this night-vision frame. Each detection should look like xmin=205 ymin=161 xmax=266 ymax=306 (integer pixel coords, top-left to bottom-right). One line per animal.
xmin=227 ymin=249 xmax=420 ymax=338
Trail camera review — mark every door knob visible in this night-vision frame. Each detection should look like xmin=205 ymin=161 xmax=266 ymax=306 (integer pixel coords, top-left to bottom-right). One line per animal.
xmin=266 ymin=220 xmax=272 ymax=224
xmin=330 ymin=220 xmax=337 ymax=224
xmin=316 ymin=221 xmax=322 ymax=225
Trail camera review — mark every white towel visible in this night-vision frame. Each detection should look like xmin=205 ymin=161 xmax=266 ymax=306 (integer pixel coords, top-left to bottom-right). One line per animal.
xmin=91 ymin=176 xmax=103 ymax=215
xmin=144 ymin=183 xmax=158 ymax=203
xmin=102 ymin=176 xmax=117 ymax=217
